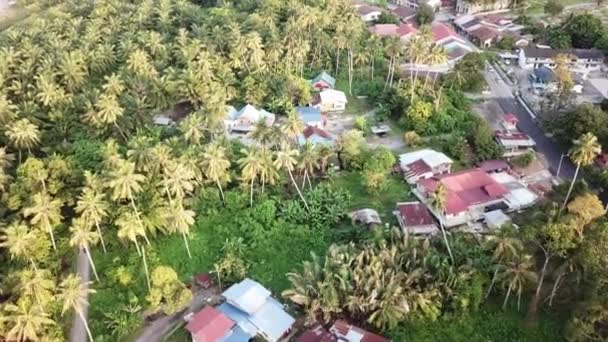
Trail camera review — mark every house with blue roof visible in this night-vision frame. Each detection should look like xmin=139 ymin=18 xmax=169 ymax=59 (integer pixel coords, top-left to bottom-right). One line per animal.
xmin=218 ymin=278 xmax=295 ymax=342
xmin=310 ymin=71 xmax=336 ymax=91
xmin=297 ymin=126 xmax=334 ymax=147
xmin=528 ymin=66 xmax=554 ymax=91
xmin=224 ymin=105 xmax=276 ymax=133
xmin=296 ymin=106 xmax=324 ymax=128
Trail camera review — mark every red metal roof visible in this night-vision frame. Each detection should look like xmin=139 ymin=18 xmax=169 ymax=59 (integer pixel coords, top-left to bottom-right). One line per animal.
xmin=331 ymin=320 xmax=390 ymax=342
xmin=303 ymin=126 xmax=332 ymax=139
xmin=404 ymin=159 xmax=432 ymax=177
xmin=297 ymin=326 xmax=336 ymax=342
xmin=469 ymin=26 xmax=499 ymax=42
xmin=432 ymin=23 xmax=459 ymax=42
xmin=396 ymin=22 xmax=418 ymax=36
xmin=417 ymin=169 xmax=508 ymax=215
xmin=369 ymin=24 xmax=399 ymax=37
xmin=391 ymin=6 xmax=416 ymax=19
xmin=495 ymin=130 xmax=532 ymax=140
xmin=503 ymin=113 xmax=518 ymax=123
xmin=185 ymin=306 xmax=234 ymax=342
xmin=397 ymin=202 xmax=435 ymax=226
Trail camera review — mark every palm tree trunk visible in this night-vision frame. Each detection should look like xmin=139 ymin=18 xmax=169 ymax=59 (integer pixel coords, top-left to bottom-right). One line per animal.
xmin=289 ymin=168 xmax=310 ymax=211
xmin=517 ymin=290 xmax=522 ymax=310
xmin=128 ymin=190 xmax=150 ymax=245
xmin=503 ymin=281 xmax=514 ymax=310
xmin=77 ymin=309 xmax=94 ymax=342
xmin=435 ymin=85 xmax=444 ymax=111
xmin=371 ymin=58 xmax=375 ymax=80
xmin=84 ymin=247 xmax=100 ymax=282
xmin=438 ymin=217 xmax=454 ymax=263
xmin=336 ymin=49 xmax=340 ymax=74
xmin=486 ymin=268 xmax=499 ymax=298
xmin=560 ymin=163 xmax=580 ymax=213
xmin=182 ymin=232 xmax=192 ymax=259
xmin=47 ymin=223 xmax=57 ymax=251
xmin=216 ymin=179 xmax=226 ymax=205
xmin=348 ymin=49 xmax=354 ymax=96
xmin=142 ymin=245 xmax=151 ymax=290
xmin=134 ymin=238 xmax=141 ymax=256
xmin=548 ymin=272 xmax=564 ymax=306
xmin=250 ymin=178 xmax=254 ymax=207
xmin=94 ymin=219 xmax=107 ymax=253
xmin=30 ymin=258 xmax=38 ymax=270
xmin=526 ymin=252 xmax=550 ymax=322
xmin=113 ymin=122 xmax=128 ymax=141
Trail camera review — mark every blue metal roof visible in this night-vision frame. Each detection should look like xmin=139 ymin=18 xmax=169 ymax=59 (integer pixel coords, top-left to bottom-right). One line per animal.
xmin=220 ymin=326 xmax=251 ymax=342
xmin=296 ymin=106 xmax=322 ymax=124
xmin=248 ymin=298 xmax=295 ymax=342
xmin=217 ymin=303 xmax=258 ymax=337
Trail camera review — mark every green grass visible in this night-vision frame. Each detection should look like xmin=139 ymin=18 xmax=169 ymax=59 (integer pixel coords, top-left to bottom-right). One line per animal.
xmin=390 ymin=301 xmax=565 ymax=342
xmin=335 ymin=78 xmax=373 ymax=116
xmin=332 ymin=171 xmax=414 ymax=220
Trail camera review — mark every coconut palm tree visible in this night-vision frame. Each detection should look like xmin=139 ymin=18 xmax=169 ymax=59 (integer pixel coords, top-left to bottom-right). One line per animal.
xmin=249 ymin=119 xmax=275 ymax=148
xmin=23 ymin=192 xmax=62 ymax=251
xmin=298 ymin=141 xmax=319 ymax=189
xmin=0 ymin=221 xmax=38 ymax=268
xmin=107 ymin=160 xmax=148 ymax=242
xmin=16 ymin=268 xmax=55 ymax=311
xmin=69 ymin=218 xmax=101 ymax=282
xmin=238 ymin=147 xmax=263 ymax=207
xmin=5 ymin=118 xmax=41 ymax=161
xmin=429 ymin=183 xmax=454 ymax=263
xmin=179 ymin=113 xmax=205 ymax=145
xmin=280 ymin=110 xmax=304 ymax=146
xmin=201 ymin=143 xmax=231 ymax=204
xmin=0 ymin=146 xmax=15 ymax=170
xmin=2 ymin=299 xmax=55 ymax=342
xmin=162 ymin=201 xmax=195 ymax=258
xmin=384 ymin=36 xmax=403 ymax=89
xmin=75 ymin=187 xmax=109 ymax=253
xmin=161 ymin=161 xmax=196 ymax=202
xmin=486 ymin=235 xmax=524 ymax=298
xmin=274 ymin=144 xmax=310 ymax=210
xmin=560 ymin=132 xmax=602 ymax=212
xmin=258 ymin=147 xmax=279 ymax=194
xmin=499 ymin=254 xmax=537 ymax=310
xmin=116 ymin=211 xmax=151 ymax=289
xmin=57 ymin=274 xmax=96 ymax=342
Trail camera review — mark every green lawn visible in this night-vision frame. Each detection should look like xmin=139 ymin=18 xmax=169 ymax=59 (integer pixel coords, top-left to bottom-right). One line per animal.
xmin=335 ymin=78 xmax=373 ymax=116
xmin=332 ymin=171 xmax=414 ymax=220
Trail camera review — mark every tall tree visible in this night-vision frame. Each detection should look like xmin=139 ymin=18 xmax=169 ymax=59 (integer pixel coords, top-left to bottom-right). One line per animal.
xmin=162 ymin=201 xmax=195 ymax=258
xmin=201 ymin=143 xmax=231 ymax=204
xmin=5 ymin=118 xmax=41 ymax=161
xmin=23 ymin=192 xmax=62 ymax=251
xmin=274 ymin=144 xmax=310 ymax=210
xmin=238 ymin=147 xmax=263 ymax=207
xmin=107 ymin=160 xmax=148 ymax=243
xmin=2 ymin=299 xmax=56 ymax=342
xmin=560 ymin=133 xmax=601 ymax=213
xmin=58 ymin=274 xmax=96 ymax=342
xmin=75 ymin=187 xmax=109 ymax=253
xmin=69 ymin=218 xmax=101 ymax=282
xmin=429 ymin=183 xmax=454 ymax=263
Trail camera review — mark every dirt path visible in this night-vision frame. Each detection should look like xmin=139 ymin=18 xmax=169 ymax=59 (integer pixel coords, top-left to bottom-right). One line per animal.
xmin=70 ymin=249 xmax=90 ymax=342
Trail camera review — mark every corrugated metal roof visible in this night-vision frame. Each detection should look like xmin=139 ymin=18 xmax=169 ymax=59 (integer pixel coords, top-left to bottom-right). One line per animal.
xmin=222 ymin=279 xmax=270 ymax=315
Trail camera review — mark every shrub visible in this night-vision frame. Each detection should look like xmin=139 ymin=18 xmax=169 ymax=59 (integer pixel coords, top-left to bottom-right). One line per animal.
xmin=511 ymin=152 xmax=535 ymax=168
xmin=404 ymin=131 xmax=422 ymax=147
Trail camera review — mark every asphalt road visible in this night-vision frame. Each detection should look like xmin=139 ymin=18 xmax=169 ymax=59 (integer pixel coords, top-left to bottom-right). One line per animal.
xmin=483 ymin=66 xmax=576 ymax=180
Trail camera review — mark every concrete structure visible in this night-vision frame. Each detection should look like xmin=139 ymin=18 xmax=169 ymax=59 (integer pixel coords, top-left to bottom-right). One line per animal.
xmin=224 ymin=105 xmax=275 ymax=133
xmin=495 ymin=130 xmax=536 ymax=157
xmin=399 ymin=149 xmax=453 ymax=184
xmin=455 ymin=0 xmax=511 ymax=14
xmin=484 ymin=209 xmax=511 ymax=229
xmin=311 ymin=89 xmax=348 ymax=112
xmin=394 ymin=202 xmax=439 ymax=235
xmin=518 ymin=47 xmax=604 ymax=71
xmin=391 ymin=0 xmax=442 ymax=9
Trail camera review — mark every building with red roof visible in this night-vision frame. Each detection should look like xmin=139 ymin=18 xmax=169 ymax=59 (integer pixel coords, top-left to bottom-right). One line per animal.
xmin=185 ymin=306 xmax=235 ymax=342
xmin=415 ymin=168 xmax=509 ymax=227
xmin=391 ymin=6 xmax=417 ymax=22
xmin=394 ymin=201 xmax=438 ymax=235
xmin=502 ymin=113 xmax=519 ymax=131
xmin=468 ymin=26 xmax=500 ymax=48
xmin=297 ymin=325 xmax=337 ymax=342
xmin=495 ymin=130 xmax=536 ymax=157
xmin=432 ymin=23 xmax=466 ymax=45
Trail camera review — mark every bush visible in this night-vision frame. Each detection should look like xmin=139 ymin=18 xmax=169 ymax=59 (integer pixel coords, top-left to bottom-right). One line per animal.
xmin=511 ymin=152 xmax=535 ymax=168
xmin=404 ymin=131 xmax=422 ymax=147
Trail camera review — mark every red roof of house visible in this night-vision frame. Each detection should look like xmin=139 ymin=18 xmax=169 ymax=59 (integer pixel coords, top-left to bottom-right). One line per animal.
xmin=185 ymin=306 xmax=234 ymax=342
xmin=418 ymin=169 xmax=509 ymax=215
xmin=484 ymin=14 xmax=504 ymax=24
xmin=391 ymin=6 xmax=416 ymax=19
xmin=331 ymin=320 xmax=390 ymax=342
xmin=503 ymin=113 xmax=518 ymax=123
xmin=495 ymin=130 xmax=532 ymax=140
xmin=397 ymin=202 xmax=435 ymax=226
xmin=397 ymin=22 xmax=418 ymax=36
xmin=297 ymin=326 xmax=336 ymax=342
xmin=478 ymin=160 xmax=510 ymax=173
xmin=404 ymin=159 xmax=432 ymax=177
xmin=303 ymin=126 xmax=332 ymax=140
xmin=369 ymin=24 xmax=399 ymax=37
xmin=432 ymin=23 xmax=459 ymax=42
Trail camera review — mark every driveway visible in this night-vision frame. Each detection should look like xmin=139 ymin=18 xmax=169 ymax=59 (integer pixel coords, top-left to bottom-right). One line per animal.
xmin=483 ymin=66 xmax=576 ymax=180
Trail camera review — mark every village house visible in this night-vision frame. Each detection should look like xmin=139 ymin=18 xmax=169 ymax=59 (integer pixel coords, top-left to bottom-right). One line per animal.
xmin=415 ymin=168 xmax=510 ymax=227
xmin=398 ymin=149 xmax=453 ymax=184
xmin=495 ymin=130 xmax=536 ymax=157
xmin=390 ymin=6 xmax=417 ymax=22
xmin=296 ymin=106 xmax=325 ymax=128
xmin=224 ymin=105 xmax=275 ymax=133
xmin=311 ymin=89 xmax=348 ymax=113
xmin=309 ymin=71 xmax=336 ymax=91
xmin=330 ymin=320 xmax=391 ymax=342
xmin=217 ymin=278 xmax=295 ymax=342
xmin=455 ymin=0 xmax=511 ymax=14
xmin=390 ymin=0 xmax=442 ymax=10
xmin=353 ymin=3 xmax=383 ymax=22
xmin=369 ymin=22 xmax=418 ymax=40
xmin=394 ymin=201 xmax=439 ymax=235
xmin=298 ymin=126 xmax=333 ymax=146
xmin=185 ymin=306 xmax=245 ymax=342
xmin=468 ymin=26 xmax=500 ymax=48
xmin=518 ymin=47 xmax=604 ymax=71
xmin=297 ymin=325 xmax=336 ymax=342
xmin=501 ymin=113 xmax=519 ymax=131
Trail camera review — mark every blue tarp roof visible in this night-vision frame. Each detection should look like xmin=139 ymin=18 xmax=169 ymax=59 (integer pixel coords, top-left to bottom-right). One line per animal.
xmin=530 ymin=66 xmax=554 ymax=84
xmin=296 ymin=106 xmax=322 ymax=123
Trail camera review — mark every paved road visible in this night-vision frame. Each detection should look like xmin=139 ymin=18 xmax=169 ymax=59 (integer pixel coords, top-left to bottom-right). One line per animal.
xmin=483 ymin=67 xmax=576 ymax=180
xmin=70 ymin=249 xmax=90 ymax=342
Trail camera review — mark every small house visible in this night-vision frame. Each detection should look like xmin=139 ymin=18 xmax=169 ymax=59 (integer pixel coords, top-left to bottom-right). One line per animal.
xmin=311 ymin=89 xmax=348 ymax=113
xmin=193 ymin=273 xmax=213 ymax=289
xmin=296 ymin=106 xmax=325 ymax=128
xmin=298 ymin=126 xmax=334 ymax=146
xmin=468 ymin=26 xmax=500 ymax=48
xmin=495 ymin=130 xmax=536 ymax=157
xmin=501 ymin=113 xmax=519 ymax=131
xmin=310 ymin=71 xmax=336 ymax=91
xmin=350 ymin=208 xmax=382 ymax=227
xmin=355 ymin=4 xmax=383 ymax=22
xmin=297 ymin=325 xmax=336 ymax=342
xmin=224 ymin=105 xmax=275 ymax=133
xmin=391 ymin=6 xmax=416 ymax=22
xmin=185 ymin=306 xmax=236 ymax=342
xmin=330 ymin=320 xmax=391 ymax=342
xmin=218 ymin=278 xmax=295 ymax=342
xmin=394 ymin=202 xmax=439 ymax=235
xmin=398 ymin=149 xmax=453 ymax=184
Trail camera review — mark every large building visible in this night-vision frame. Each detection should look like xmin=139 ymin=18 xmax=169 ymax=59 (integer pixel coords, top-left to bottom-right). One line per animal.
xmin=518 ymin=47 xmax=604 ymax=71
xmin=399 ymin=149 xmax=453 ymax=184
xmin=455 ymin=0 xmax=511 ymax=14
